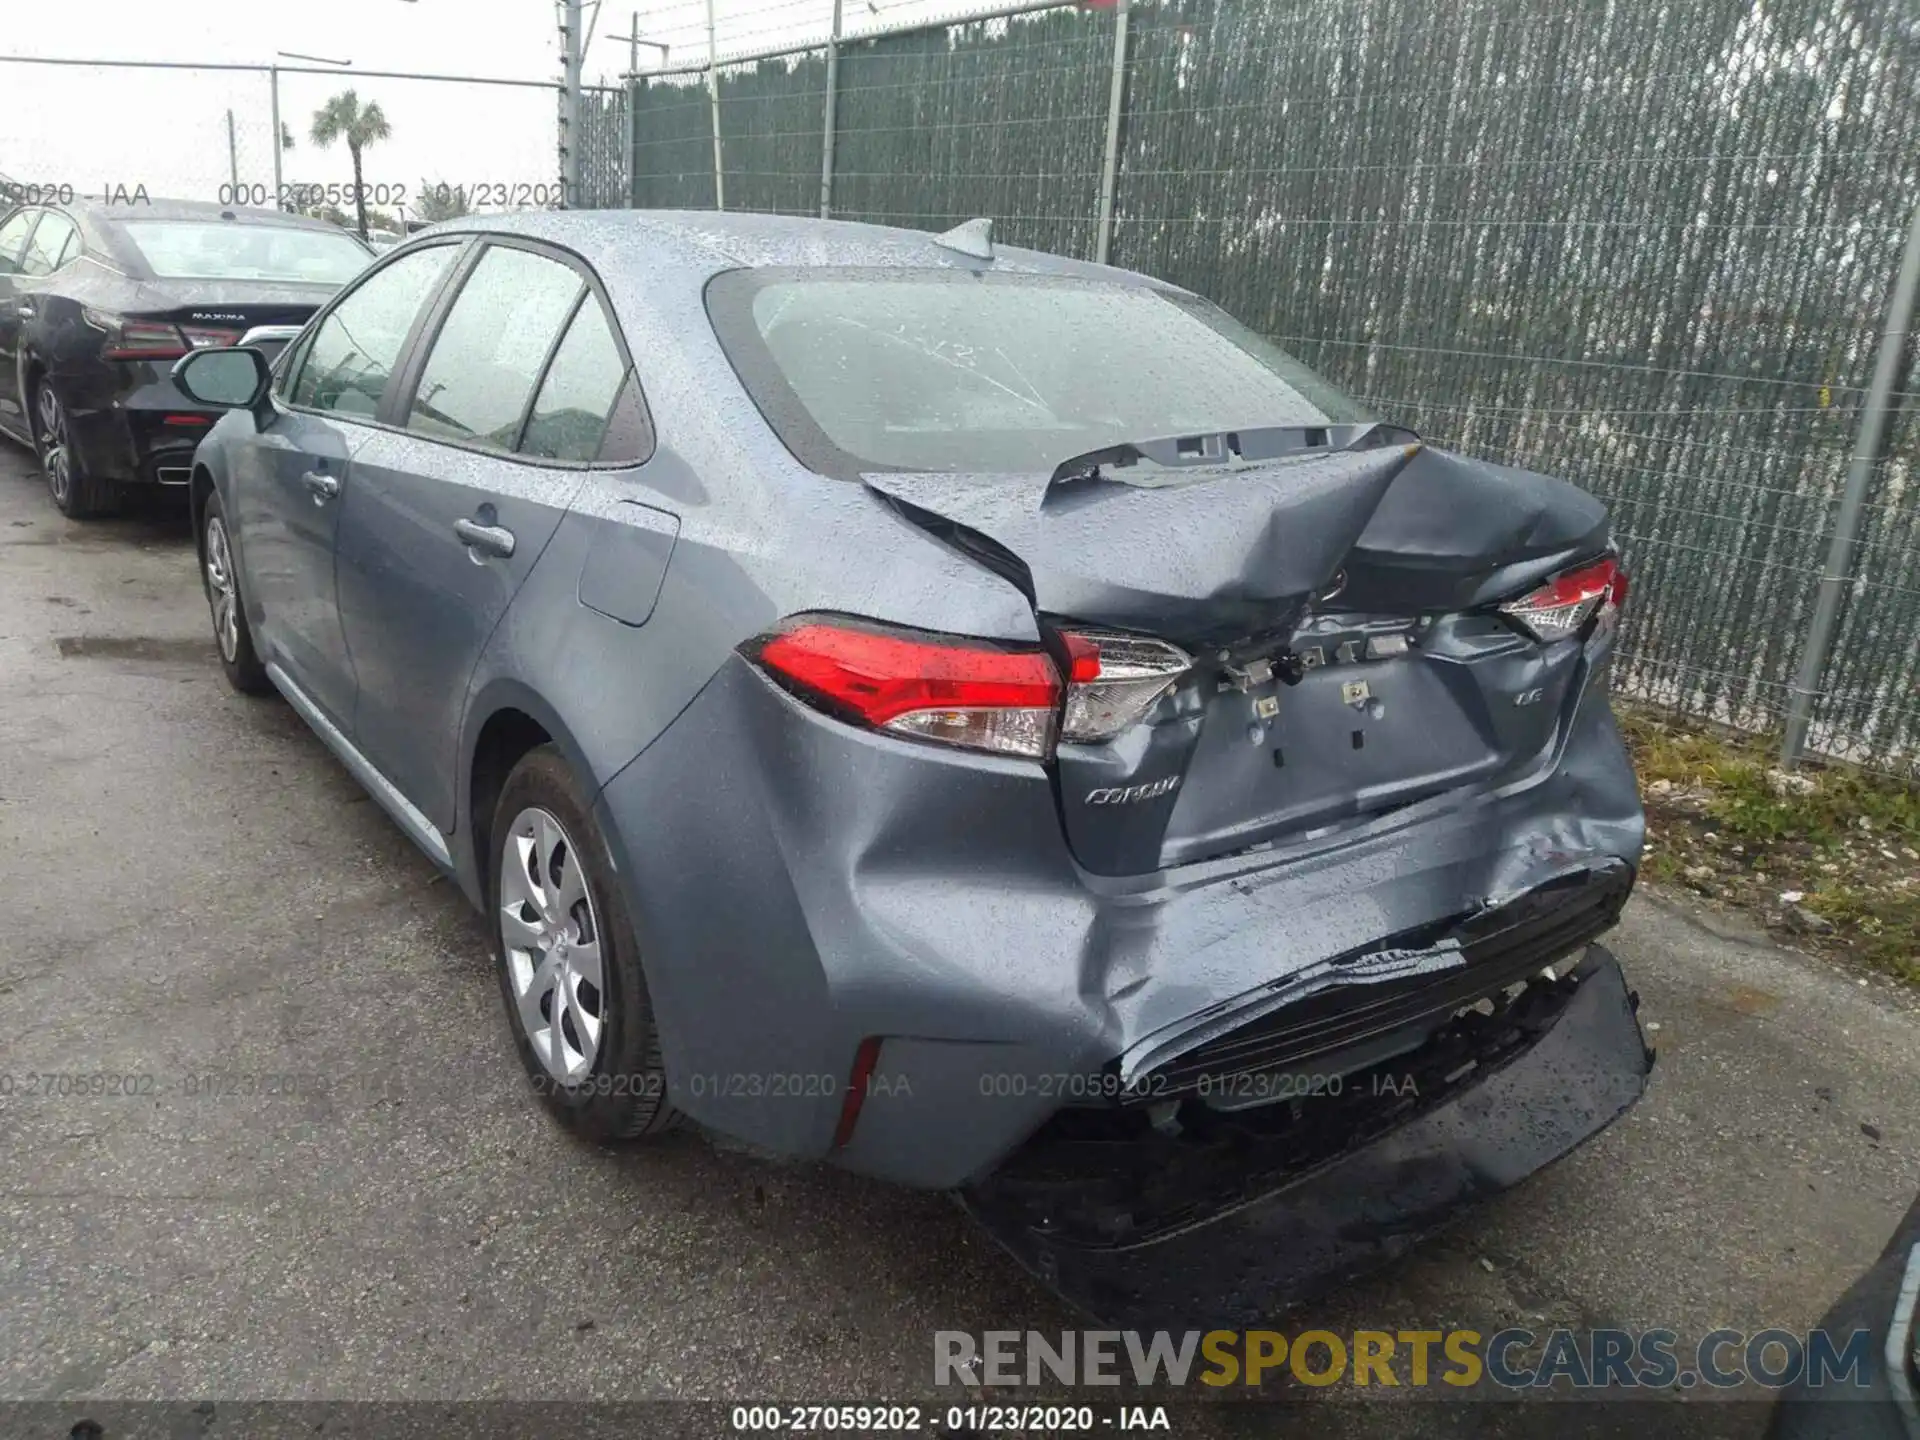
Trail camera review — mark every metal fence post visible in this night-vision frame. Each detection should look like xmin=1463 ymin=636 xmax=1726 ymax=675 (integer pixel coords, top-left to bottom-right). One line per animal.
xmin=1780 ymin=191 xmax=1920 ymax=765
xmin=819 ymin=0 xmax=843 ymax=218
xmin=269 ymin=66 xmax=284 ymax=210
xmin=706 ymin=0 xmax=725 ymax=210
xmin=1093 ymin=0 xmax=1130 ymax=265
xmin=560 ymin=0 xmax=584 ymax=206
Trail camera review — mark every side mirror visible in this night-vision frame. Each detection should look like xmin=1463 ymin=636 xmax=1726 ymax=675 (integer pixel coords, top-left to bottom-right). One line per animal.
xmin=172 ymin=347 xmax=271 ymax=410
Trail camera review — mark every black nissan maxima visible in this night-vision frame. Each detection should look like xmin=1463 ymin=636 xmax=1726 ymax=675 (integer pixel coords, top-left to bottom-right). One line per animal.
xmin=0 ymin=197 xmax=371 ymax=517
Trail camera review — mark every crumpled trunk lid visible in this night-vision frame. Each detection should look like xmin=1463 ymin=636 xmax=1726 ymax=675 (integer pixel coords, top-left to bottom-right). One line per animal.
xmin=865 ymin=442 xmax=1611 ymax=875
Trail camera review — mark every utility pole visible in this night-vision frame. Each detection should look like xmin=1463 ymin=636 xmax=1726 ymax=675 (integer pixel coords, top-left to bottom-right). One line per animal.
xmin=706 ymin=0 xmax=724 ymax=209
xmin=559 ymin=0 xmax=584 ymax=207
xmin=627 ymin=11 xmax=639 ymax=208
xmin=226 ymin=109 xmax=239 ymax=196
xmin=818 ymin=0 xmax=842 ymax=217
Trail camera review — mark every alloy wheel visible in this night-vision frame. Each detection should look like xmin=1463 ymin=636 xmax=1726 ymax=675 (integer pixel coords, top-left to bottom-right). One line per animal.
xmin=37 ymin=386 xmax=71 ymax=506
xmin=499 ymin=806 xmax=606 ymax=1083
xmin=204 ymin=515 xmax=240 ymax=663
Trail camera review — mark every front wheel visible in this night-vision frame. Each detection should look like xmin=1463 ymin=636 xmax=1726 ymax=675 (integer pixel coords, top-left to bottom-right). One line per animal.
xmin=200 ymin=491 xmax=271 ymax=695
xmin=34 ymin=379 xmax=117 ymax=519
xmin=491 ymin=745 xmax=680 ymax=1141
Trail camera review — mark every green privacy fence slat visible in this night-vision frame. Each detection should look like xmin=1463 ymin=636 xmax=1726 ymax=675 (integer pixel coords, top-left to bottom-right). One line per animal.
xmin=591 ymin=0 xmax=1920 ymax=773
xmin=714 ymin=48 xmax=830 ymax=217
xmin=831 ymin=11 xmax=1112 ymax=259
xmin=625 ymin=73 xmax=722 ymax=208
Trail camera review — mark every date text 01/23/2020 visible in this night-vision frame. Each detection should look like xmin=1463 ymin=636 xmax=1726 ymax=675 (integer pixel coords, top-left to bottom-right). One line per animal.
xmin=214 ymin=180 xmax=567 ymax=211
xmin=728 ymin=1404 xmax=1173 ymax=1431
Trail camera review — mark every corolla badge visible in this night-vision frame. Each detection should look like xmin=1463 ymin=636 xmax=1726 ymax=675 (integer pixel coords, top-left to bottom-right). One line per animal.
xmin=1086 ymin=775 xmax=1181 ymax=805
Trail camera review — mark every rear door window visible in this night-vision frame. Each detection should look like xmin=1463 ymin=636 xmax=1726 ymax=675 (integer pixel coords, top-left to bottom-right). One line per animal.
xmin=405 ymin=245 xmax=585 ymax=452
xmin=288 ymin=243 xmax=459 ymax=419
xmin=596 ymin=375 xmax=651 ymax=465
xmin=0 ymin=210 xmax=40 ymax=276
xmin=518 ymin=296 xmax=642 ymax=462
xmin=19 ymin=213 xmax=77 ymax=277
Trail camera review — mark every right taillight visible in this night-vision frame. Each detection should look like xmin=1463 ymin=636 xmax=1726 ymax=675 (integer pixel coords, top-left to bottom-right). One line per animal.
xmin=1499 ymin=554 xmax=1625 ymax=642
xmin=748 ymin=616 xmax=1063 ymax=759
xmin=1057 ymin=629 xmax=1191 ymax=743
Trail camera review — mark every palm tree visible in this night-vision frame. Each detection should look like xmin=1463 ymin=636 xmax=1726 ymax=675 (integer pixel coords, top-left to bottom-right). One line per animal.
xmin=309 ymin=90 xmax=391 ymax=240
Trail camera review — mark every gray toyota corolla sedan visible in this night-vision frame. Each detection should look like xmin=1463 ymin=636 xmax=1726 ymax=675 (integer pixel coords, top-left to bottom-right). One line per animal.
xmin=175 ymin=210 xmax=1652 ymax=1326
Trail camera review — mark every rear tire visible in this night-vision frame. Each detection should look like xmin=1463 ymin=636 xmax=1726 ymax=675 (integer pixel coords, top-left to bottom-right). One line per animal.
xmin=33 ymin=378 xmax=117 ymax=519
xmin=200 ymin=491 xmax=272 ymax=695
xmin=490 ymin=745 xmax=680 ymax=1141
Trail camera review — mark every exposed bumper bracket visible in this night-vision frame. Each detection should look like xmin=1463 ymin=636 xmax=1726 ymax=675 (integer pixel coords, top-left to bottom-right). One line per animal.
xmin=961 ymin=943 xmax=1652 ymax=1328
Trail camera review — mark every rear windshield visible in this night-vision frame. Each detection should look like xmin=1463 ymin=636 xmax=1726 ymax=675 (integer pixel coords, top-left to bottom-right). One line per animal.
xmin=117 ymin=221 xmax=371 ymax=284
xmin=706 ymin=268 xmax=1370 ymax=476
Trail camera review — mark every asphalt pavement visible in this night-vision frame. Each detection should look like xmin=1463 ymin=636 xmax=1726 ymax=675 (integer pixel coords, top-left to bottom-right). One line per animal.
xmin=0 ymin=441 xmax=1916 ymax=1438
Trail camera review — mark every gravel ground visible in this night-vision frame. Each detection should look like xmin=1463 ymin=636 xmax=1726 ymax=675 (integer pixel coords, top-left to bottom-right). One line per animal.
xmin=0 ymin=441 xmax=1915 ymax=1438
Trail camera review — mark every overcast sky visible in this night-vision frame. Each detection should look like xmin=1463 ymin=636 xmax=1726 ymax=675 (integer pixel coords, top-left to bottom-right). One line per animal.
xmin=2 ymin=0 xmax=961 ymax=217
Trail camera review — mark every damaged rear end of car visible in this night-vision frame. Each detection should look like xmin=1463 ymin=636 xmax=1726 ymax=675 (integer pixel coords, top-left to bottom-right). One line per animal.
xmin=600 ymin=253 xmax=1652 ymax=1328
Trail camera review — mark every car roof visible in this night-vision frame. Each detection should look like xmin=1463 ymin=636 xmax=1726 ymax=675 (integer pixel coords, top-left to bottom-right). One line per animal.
xmin=413 ymin=208 xmax=1161 ymax=286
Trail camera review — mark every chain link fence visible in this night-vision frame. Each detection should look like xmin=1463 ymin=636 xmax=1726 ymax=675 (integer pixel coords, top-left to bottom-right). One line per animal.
xmin=586 ymin=0 xmax=1920 ymax=775
xmin=7 ymin=13 xmax=1912 ymax=772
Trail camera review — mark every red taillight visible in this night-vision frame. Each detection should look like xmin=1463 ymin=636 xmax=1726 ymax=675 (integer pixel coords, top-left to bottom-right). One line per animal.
xmin=104 ymin=322 xmax=188 ymax=360
xmin=1499 ymin=554 xmax=1623 ymax=641
xmin=750 ymin=616 xmax=1062 ymax=758
xmin=85 ymin=310 xmax=240 ymax=362
xmin=1064 ymin=631 xmax=1102 ymax=683
xmin=179 ymin=325 xmax=244 ymax=350
xmin=1057 ymin=629 xmax=1191 ymax=743
xmin=831 ymin=1037 xmax=884 ymax=1149
xmin=162 ymin=414 xmax=213 ymax=427
xmin=86 ymin=307 xmax=189 ymax=361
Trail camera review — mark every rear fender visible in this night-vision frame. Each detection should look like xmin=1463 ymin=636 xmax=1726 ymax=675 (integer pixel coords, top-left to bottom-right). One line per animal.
xmin=454 ymin=675 xmax=605 ymax=909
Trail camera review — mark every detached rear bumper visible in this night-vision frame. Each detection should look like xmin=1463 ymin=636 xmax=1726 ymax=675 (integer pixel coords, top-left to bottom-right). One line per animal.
xmin=961 ymin=943 xmax=1652 ymax=1327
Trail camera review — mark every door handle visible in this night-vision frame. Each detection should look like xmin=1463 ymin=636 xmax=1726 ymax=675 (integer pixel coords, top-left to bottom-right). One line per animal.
xmin=301 ymin=470 xmax=339 ymax=500
xmin=453 ymin=518 xmax=516 ymax=559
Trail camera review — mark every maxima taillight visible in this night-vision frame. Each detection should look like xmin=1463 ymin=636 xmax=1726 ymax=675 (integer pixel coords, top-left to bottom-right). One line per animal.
xmin=1058 ymin=630 xmax=1192 ymax=743
xmin=1499 ymin=554 xmax=1627 ymax=642
xmin=84 ymin=307 xmax=185 ymax=362
xmin=180 ymin=324 xmax=245 ymax=350
xmin=750 ymin=616 xmax=1062 ymax=759
xmin=82 ymin=307 xmax=244 ymax=362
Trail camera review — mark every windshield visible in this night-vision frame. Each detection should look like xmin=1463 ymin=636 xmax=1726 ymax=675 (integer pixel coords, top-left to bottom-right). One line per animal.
xmin=117 ymin=220 xmax=371 ymax=284
xmin=707 ymin=269 xmax=1370 ymax=476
